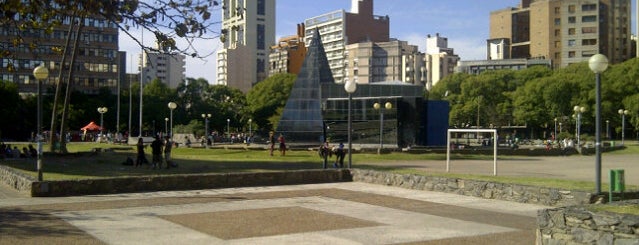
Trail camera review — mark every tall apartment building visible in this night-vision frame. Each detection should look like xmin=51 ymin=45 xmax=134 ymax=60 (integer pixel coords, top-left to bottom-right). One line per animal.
xmin=139 ymin=43 xmax=186 ymax=89
xmin=490 ymin=0 xmax=633 ymax=67
xmin=303 ymin=0 xmax=389 ymax=84
xmin=424 ymin=33 xmax=460 ymax=90
xmin=0 ymin=16 xmax=121 ymax=95
xmin=216 ymin=0 xmax=275 ymax=93
xmin=344 ymin=39 xmax=425 ymax=85
xmin=268 ymin=24 xmax=306 ymax=76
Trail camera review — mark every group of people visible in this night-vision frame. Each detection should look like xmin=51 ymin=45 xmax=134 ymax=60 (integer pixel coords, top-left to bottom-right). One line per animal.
xmin=135 ymin=136 xmax=174 ymax=169
xmin=268 ymin=131 xmax=287 ymax=156
xmin=0 ymin=143 xmax=37 ymax=159
xmin=318 ymin=141 xmax=346 ymax=168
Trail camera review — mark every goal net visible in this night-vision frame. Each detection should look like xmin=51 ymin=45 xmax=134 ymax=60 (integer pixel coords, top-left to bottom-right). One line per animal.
xmin=446 ymin=129 xmax=498 ymax=176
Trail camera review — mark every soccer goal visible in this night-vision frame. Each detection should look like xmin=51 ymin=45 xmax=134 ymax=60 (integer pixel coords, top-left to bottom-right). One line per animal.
xmin=446 ymin=129 xmax=498 ymax=176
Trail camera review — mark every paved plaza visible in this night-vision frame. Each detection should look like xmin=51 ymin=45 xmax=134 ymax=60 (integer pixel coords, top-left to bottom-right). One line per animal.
xmin=0 ymin=151 xmax=638 ymax=244
xmin=0 ymin=182 xmax=547 ymax=244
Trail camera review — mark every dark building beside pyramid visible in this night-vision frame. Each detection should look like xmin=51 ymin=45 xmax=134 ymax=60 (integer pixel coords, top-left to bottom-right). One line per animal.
xmin=275 ymin=29 xmax=334 ymax=142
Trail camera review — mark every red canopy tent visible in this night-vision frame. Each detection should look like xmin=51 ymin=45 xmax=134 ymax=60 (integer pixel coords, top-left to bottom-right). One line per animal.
xmin=80 ymin=121 xmax=103 ymax=131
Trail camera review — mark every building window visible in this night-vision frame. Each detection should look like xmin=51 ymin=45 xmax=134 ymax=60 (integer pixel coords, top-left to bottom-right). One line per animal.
xmin=555 ymin=29 xmax=560 ymax=37
xmin=568 ymin=16 xmax=576 ymax=23
xmin=554 ymin=18 xmax=561 ymax=25
xmin=582 ymin=4 xmax=597 ymax=11
xmin=582 ymin=16 xmax=597 ymax=22
xmin=568 ymin=5 xmax=576 ymax=13
xmin=568 ymin=51 xmax=576 ymax=57
xmin=257 ymin=0 xmax=265 ymax=15
xmin=554 ymin=52 xmax=560 ymax=59
xmin=582 ymin=39 xmax=597 ymax=45
xmin=582 ymin=27 xmax=597 ymax=33
xmin=256 ymin=58 xmax=265 ymax=73
xmin=256 ymin=24 xmax=265 ymax=50
xmin=568 ymin=40 xmax=576 ymax=46
xmin=554 ymin=7 xmax=560 ymax=14
xmin=568 ymin=28 xmax=576 ymax=35
xmin=554 ymin=41 xmax=561 ymax=48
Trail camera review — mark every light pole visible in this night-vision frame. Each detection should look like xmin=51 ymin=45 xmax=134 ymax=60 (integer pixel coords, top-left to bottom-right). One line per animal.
xmin=168 ymin=102 xmax=177 ymax=139
xmin=164 ymin=117 xmax=168 ymax=136
xmin=373 ymin=101 xmax=392 ymax=154
xmin=33 ymin=64 xmax=48 ymax=181
xmin=559 ymin=122 xmax=562 ymax=133
xmin=248 ymin=118 xmax=252 ymax=145
xmin=618 ymin=109 xmax=629 ymax=145
xmin=553 ymin=118 xmax=557 ymax=142
xmin=589 ymin=53 xmax=608 ymax=194
xmin=226 ymin=118 xmax=230 ymax=142
xmin=606 ymin=120 xmax=610 ymax=139
xmin=202 ymin=113 xmax=211 ymax=148
xmin=344 ymin=80 xmax=357 ymax=169
xmin=573 ymin=105 xmax=586 ymax=146
xmin=97 ymin=107 xmax=108 ymax=138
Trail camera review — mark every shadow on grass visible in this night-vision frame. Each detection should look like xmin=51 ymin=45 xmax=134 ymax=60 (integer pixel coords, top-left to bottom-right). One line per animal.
xmin=0 ymin=149 xmax=328 ymax=180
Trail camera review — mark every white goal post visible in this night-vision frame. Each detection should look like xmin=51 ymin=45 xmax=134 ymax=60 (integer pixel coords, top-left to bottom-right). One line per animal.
xmin=446 ymin=129 xmax=498 ymax=176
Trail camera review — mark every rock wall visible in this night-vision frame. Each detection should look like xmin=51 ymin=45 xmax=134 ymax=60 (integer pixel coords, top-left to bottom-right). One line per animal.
xmin=350 ymin=169 xmax=599 ymax=206
xmin=0 ymin=164 xmax=35 ymax=193
xmin=537 ymin=200 xmax=639 ymax=244
xmin=30 ymin=169 xmax=352 ymax=197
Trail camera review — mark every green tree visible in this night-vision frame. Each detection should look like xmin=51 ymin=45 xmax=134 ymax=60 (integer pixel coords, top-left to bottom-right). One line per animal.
xmin=246 ymin=73 xmax=296 ymax=133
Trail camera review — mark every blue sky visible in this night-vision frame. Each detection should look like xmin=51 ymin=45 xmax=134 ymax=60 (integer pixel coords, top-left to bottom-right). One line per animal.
xmin=122 ymin=0 xmax=638 ymax=83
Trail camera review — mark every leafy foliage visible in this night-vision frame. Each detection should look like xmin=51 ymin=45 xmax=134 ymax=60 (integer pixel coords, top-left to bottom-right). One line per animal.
xmin=432 ymin=58 xmax=639 ymax=140
xmin=246 ymin=73 xmax=296 ymax=133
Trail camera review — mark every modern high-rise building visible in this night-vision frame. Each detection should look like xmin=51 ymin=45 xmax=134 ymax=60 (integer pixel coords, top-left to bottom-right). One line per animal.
xmin=344 ymin=39 xmax=425 ymax=85
xmin=424 ymin=33 xmax=460 ymax=90
xmin=268 ymin=24 xmax=306 ymax=76
xmin=0 ymin=16 xmax=121 ymax=95
xmin=490 ymin=0 xmax=633 ymax=67
xmin=139 ymin=43 xmax=186 ymax=89
xmin=217 ymin=0 xmax=275 ymax=93
xmin=303 ymin=0 xmax=389 ymax=84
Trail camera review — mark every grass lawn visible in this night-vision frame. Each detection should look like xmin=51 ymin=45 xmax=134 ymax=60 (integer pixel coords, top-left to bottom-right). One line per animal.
xmin=1 ymin=142 xmax=638 ymax=193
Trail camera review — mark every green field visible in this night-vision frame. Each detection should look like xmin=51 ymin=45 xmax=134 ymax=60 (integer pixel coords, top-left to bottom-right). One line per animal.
xmin=1 ymin=142 xmax=638 ymax=193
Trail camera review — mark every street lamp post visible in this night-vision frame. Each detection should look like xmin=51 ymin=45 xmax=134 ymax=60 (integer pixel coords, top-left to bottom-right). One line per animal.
xmin=33 ymin=64 xmax=49 ymax=181
xmin=606 ymin=120 xmax=610 ymax=139
xmin=226 ymin=118 xmax=230 ymax=142
xmin=373 ymin=101 xmax=392 ymax=154
xmin=573 ymin=106 xmax=586 ymax=146
xmin=248 ymin=118 xmax=252 ymax=145
xmin=164 ymin=117 xmax=168 ymax=136
xmin=344 ymin=80 xmax=357 ymax=169
xmin=201 ymin=113 xmax=211 ymax=148
xmin=554 ymin=118 xmax=558 ymax=142
xmin=618 ymin=109 xmax=629 ymax=145
xmin=168 ymin=102 xmax=177 ymax=139
xmin=589 ymin=53 xmax=608 ymax=194
xmin=97 ymin=107 xmax=108 ymax=139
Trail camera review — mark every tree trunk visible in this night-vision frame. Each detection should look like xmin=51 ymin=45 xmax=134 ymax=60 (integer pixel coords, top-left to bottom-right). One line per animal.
xmin=48 ymin=13 xmax=76 ymax=152
xmin=58 ymin=15 xmax=85 ymax=153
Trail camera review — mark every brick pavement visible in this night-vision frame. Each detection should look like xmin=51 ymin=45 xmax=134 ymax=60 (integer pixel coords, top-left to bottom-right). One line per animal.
xmin=0 ymin=183 xmax=547 ymax=244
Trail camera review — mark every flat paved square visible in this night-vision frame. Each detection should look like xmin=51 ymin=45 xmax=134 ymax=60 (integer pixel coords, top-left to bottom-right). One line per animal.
xmin=0 ymin=182 xmax=548 ymax=244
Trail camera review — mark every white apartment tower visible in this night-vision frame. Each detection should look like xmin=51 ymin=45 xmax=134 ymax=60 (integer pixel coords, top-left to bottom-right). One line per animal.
xmin=344 ymin=40 xmax=425 ymax=85
xmin=303 ymin=0 xmax=389 ymax=84
xmin=217 ymin=0 xmax=275 ymax=93
xmin=425 ymin=33 xmax=459 ymax=90
xmin=140 ymin=46 xmax=186 ymax=89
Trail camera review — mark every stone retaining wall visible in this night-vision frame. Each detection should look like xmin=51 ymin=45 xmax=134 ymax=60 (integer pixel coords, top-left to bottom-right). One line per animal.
xmin=30 ymin=169 xmax=352 ymax=197
xmin=350 ymin=169 xmax=600 ymax=206
xmin=537 ymin=200 xmax=639 ymax=244
xmin=0 ymin=164 xmax=35 ymax=193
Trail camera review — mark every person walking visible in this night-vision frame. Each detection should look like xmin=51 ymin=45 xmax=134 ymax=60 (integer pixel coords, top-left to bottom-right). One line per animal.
xmin=135 ymin=138 xmax=148 ymax=167
xmin=269 ymin=131 xmax=275 ymax=156
xmin=164 ymin=136 xmax=173 ymax=169
xmin=334 ymin=142 xmax=345 ymax=168
xmin=150 ymin=136 xmax=164 ymax=169
xmin=278 ymin=134 xmax=286 ymax=156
